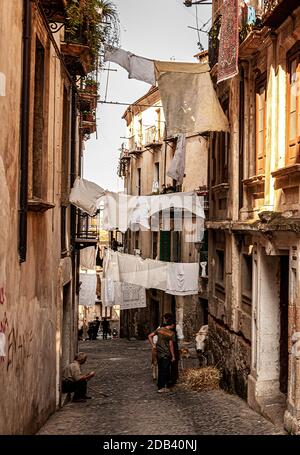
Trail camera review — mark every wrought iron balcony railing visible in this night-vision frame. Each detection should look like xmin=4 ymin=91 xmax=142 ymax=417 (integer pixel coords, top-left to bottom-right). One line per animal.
xmin=75 ymin=212 xmax=99 ymax=248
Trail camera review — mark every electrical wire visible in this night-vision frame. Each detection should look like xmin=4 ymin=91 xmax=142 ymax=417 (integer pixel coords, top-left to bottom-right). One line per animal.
xmin=104 ymin=62 xmax=111 ymax=102
xmin=195 ymin=4 xmax=205 ymax=50
xmin=99 ymin=100 xmax=163 ymax=108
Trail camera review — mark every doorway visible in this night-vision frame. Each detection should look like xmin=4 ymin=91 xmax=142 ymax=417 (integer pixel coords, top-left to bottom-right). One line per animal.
xmin=62 ymin=282 xmax=72 ymax=370
xmin=279 ymin=256 xmax=289 ymax=394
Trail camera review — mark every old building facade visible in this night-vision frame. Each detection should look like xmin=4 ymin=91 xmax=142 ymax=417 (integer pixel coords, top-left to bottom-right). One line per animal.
xmin=118 ymin=86 xmax=208 ymax=341
xmin=207 ymin=0 xmax=300 ymax=432
xmin=0 ymin=0 xmax=100 ymax=434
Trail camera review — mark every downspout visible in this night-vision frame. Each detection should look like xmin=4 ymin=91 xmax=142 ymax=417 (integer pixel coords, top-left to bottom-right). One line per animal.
xmin=70 ymin=87 xmax=77 ymax=251
xmin=19 ymin=0 xmax=32 ymax=263
xmin=70 ymin=86 xmax=78 ymax=353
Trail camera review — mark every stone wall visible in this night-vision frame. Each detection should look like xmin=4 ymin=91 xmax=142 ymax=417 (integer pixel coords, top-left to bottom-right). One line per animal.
xmin=209 ymin=316 xmax=251 ymax=400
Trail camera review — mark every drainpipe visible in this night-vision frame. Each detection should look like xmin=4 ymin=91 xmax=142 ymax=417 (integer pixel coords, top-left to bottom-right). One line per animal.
xmin=19 ymin=0 xmax=32 ymax=263
xmin=70 ymin=87 xmax=77 ymax=251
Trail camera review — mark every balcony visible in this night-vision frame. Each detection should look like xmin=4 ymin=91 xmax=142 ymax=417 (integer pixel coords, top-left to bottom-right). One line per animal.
xmin=40 ymin=0 xmax=67 ymax=23
xmin=263 ymin=0 xmax=299 ymax=27
xmin=61 ymin=39 xmax=93 ymax=76
xmin=78 ymin=83 xmax=98 ymax=112
xmin=117 ymin=149 xmax=131 ymax=178
xmin=81 ymin=111 xmax=96 ymax=135
xmin=144 ymin=126 xmax=162 ymax=148
xmin=128 ymin=135 xmax=143 ymax=155
xmin=75 ymin=212 xmax=99 ymax=249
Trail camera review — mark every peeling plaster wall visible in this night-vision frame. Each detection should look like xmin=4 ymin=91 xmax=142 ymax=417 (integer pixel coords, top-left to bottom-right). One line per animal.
xmin=0 ymin=2 xmax=76 ymax=434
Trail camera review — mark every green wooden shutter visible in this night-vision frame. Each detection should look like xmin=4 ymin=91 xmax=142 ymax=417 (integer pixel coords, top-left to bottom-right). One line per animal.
xmin=160 ymin=231 xmax=171 ymax=262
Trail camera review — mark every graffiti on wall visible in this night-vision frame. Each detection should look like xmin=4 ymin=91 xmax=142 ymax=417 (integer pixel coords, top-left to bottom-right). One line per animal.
xmin=0 ymin=301 xmax=34 ymax=370
xmin=6 ymin=327 xmax=33 ymax=372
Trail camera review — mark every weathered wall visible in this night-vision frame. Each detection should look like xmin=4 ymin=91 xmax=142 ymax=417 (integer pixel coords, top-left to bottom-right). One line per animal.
xmin=209 ymin=317 xmax=251 ymax=399
xmin=0 ymin=2 xmax=77 ymax=434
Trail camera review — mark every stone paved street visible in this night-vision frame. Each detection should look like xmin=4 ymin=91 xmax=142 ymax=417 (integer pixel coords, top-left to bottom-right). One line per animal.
xmin=38 ymin=339 xmax=283 ymax=435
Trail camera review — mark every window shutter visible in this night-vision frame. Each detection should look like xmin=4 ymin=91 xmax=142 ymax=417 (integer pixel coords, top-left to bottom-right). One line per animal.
xmin=159 ymin=231 xmax=171 ymax=262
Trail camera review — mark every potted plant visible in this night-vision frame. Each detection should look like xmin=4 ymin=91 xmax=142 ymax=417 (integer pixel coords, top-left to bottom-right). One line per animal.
xmin=65 ymin=0 xmax=120 ymax=61
xmin=82 ymin=110 xmax=95 ymax=122
xmin=84 ymin=77 xmax=98 ymax=93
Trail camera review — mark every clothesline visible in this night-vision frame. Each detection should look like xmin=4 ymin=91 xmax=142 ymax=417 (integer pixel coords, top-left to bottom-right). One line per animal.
xmin=102 ymin=249 xmax=199 ymax=308
xmin=99 ymin=100 xmax=164 ymax=108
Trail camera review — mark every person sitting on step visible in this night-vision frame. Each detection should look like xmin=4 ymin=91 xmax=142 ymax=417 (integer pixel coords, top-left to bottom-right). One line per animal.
xmin=62 ymin=352 xmax=95 ymax=402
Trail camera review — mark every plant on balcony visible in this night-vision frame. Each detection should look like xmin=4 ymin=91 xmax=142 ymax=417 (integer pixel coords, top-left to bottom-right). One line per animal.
xmin=84 ymin=77 xmax=99 ymax=93
xmin=117 ymin=156 xmax=129 ymax=178
xmin=65 ymin=0 xmax=119 ymax=60
xmin=82 ymin=109 xmax=96 ymax=122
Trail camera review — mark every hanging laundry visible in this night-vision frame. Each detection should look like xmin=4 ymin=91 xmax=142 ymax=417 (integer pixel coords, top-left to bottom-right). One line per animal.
xmin=69 ymin=177 xmax=105 ymax=216
xmin=104 ymin=47 xmax=131 ymax=73
xmin=128 ymin=54 xmax=156 ymax=86
xmin=80 ymin=246 xmax=97 ymax=270
xmin=102 ymin=192 xmax=139 ymax=232
xmin=129 ymin=196 xmax=150 ymax=230
xmin=167 ymin=133 xmax=186 ymax=183
xmin=166 ymin=262 xmax=199 ymax=296
xmin=104 ymin=48 xmax=229 ymax=135
xmin=247 ymin=5 xmax=256 ymax=25
xmin=104 ymin=47 xmax=156 ymax=86
xmin=79 ymin=272 xmax=97 ymax=307
xmin=217 ymin=0 xmax=239 ymax=84
xmin=154 ymin=61 xmax=229 ymax=136
xmin=148 ymin=191 xmax=205 ymax=220
xmin=103 ymin=249 xmax=120 ymax=282
xmin=146 ymin=258 xmax=167 ymax=291
xmin=101 ymin=277 xmax=115 ymax=307
xmin=104 ymin=250 xmax=199 ymax=295
xmin=119 ymin=282 xmax=147 ymax=310
xmin=117 ymin=252 xmax=149 ymax=288
xmin=102 ymin=191 xmax=205 ymax=232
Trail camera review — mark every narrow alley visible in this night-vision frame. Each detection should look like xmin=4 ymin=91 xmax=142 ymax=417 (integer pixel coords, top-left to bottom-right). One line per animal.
xmin=38 ymin=339 xmax=281 ymax=435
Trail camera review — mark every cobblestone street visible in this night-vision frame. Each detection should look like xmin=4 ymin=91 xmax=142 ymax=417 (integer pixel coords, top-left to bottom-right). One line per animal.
xmin=38 ymin=339 xmax=283 ymax=435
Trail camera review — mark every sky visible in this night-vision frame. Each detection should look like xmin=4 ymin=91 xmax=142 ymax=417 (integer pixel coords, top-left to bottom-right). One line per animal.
xmin=83 ymin=0 xmax=212 ymax=192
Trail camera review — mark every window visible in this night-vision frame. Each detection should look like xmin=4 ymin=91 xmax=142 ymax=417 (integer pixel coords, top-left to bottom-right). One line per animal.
xmin=32 ymin=38 xmax=46 ymax=198
xmin=171 ymin=231 xmax=181 ymax=262
xmin=287 ymin=45 xmax=300 ymax=164
xmin=160 ymin=231 xmax=171 ymax=262
xmin=242 ymin=254 xmax=252 ymax=296
xmin=138 ymin=118 xmax=143 ymax=146
xmin=216 ymin=249 xmax=225 ymax=283
xmin=156 ymin=109 xmax=161 ymax=140
xmin=137 ymin=168 xmax=141 ymax=195
xmin=211 ymin=100 xmax=229 ymax=185
xmin=61 ymin=206 xmax=67 ymax=253
xmin=152 ymin=232 xmax=158 ymax=259
xmin=135 ymin=231 xmax=140 ymax=250
xmin=255 ymin=75 xmax=267 ymax=174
